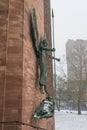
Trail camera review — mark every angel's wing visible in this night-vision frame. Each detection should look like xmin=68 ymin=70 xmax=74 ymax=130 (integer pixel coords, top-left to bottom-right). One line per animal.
xmin=32 ymin=8 xmax=39 ymax=56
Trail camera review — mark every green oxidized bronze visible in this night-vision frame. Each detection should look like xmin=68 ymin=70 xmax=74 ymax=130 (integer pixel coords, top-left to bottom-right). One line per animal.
xmin=32 ymin=8 xmax=60 ymax=94
xmin=33 ymin=95 xmax=55 ymax=122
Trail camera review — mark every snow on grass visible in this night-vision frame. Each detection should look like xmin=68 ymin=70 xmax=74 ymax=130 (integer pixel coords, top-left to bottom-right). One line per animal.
xmin=55 ymin=110 xmax=87 ymax=130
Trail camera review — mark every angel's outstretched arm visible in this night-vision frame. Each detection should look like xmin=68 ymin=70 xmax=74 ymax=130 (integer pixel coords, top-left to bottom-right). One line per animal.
xmin=42 ymin=47 xmax=55 ymax=52
xmin=46 ymin=54 xmax=60 ymax=62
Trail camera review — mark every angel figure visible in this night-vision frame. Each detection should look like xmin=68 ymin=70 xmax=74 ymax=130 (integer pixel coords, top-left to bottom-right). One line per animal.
xmin=32 ymin=8 xmax=60 ymax=94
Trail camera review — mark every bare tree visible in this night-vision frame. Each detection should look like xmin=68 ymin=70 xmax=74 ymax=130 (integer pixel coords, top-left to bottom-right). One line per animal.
xmin=56 ymin=75 xmax=68 ymax=111
xmin=66 ymin=40 xmax=87 ymax=114
xmin=55 ymin=56 xmax=68 ymax=111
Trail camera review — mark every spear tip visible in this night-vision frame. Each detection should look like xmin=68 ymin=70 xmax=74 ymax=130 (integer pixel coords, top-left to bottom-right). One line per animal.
xmin=52 ymin=9 xmax=54 ymax=18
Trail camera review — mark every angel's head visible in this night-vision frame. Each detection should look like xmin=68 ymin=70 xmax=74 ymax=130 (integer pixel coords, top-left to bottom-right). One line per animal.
xmin=40 ymin=34 xmax=48 ymax=48
xmin=42 ymin=33 xmax=48 ymax=47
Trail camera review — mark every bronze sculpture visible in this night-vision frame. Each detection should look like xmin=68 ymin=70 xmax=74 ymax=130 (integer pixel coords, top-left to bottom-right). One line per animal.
xmin=33 ymin=95 xmax=55 ymax=122
xmin=32 ymin=8 xmax=60 ymax=94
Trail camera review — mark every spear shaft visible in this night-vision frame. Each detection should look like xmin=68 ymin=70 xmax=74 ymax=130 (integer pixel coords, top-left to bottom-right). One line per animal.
xmin=52 ymin=9 xmax=57 ymax=90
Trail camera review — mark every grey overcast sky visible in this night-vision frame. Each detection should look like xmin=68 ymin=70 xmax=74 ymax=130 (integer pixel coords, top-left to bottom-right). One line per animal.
xmin=51 ymin=0 xmax=87 ymax=58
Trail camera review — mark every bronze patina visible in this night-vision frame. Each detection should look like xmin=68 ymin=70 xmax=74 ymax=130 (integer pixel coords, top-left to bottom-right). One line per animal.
xmin=32 ymin=8 xmax=60 ymax=94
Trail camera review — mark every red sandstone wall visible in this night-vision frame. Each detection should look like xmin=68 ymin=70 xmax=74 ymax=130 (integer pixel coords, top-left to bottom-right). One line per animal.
xmin=0 ymin=0 xmax=55 ymax=130
xmin=0 ymin=1 xmax=8 ymax=130
xmin=4 ymin=0 xmax=23 ymax=121
xmin=0 ymin=0 xmax=24 ymax=130
xmin=5 ymin=0 xmax=23 ymax=119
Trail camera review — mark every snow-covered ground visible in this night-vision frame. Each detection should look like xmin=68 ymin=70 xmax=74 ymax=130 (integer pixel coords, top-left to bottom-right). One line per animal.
xmin=55 ymin=110 xmax=87 ymax=130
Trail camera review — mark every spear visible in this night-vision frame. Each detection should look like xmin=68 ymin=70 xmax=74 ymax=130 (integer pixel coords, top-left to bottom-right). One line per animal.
xmin=52 ymin=9 xmax=57 ymax=90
